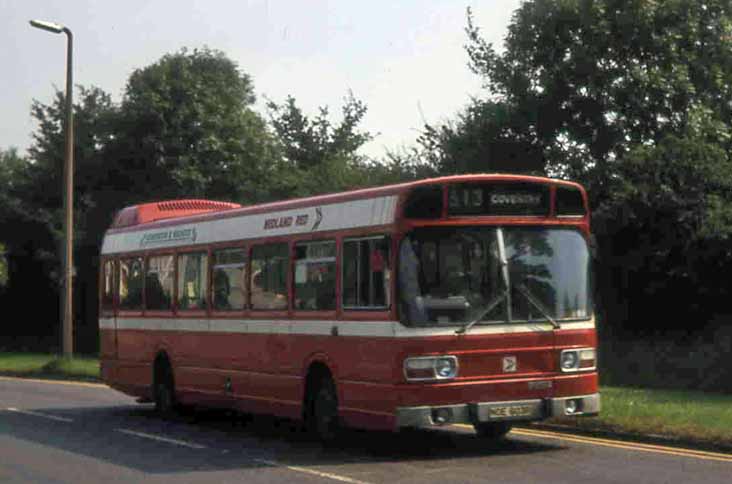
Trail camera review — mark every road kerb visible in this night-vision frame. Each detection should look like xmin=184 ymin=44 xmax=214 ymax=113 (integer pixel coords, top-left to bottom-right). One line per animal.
xmin=0 ymin=375 xmax=105 ymax=388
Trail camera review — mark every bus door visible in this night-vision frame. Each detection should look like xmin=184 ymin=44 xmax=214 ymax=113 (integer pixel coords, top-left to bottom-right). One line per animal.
xmin=100 ymin=258 xmax=118 ymax=360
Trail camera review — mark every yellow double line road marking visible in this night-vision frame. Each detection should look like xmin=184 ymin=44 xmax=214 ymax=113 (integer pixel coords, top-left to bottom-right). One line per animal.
xmin=510 ymin=427 xmax=732 ymax=463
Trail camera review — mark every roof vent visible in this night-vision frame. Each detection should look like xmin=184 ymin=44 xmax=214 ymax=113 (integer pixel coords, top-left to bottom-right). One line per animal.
xmin=112 ymin=199 xmax=241 ymax=228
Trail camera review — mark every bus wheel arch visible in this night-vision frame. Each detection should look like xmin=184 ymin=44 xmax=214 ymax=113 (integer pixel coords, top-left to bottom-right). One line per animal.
xmin=152 ymin=351 xmax=176 ymax=417
xmin=303 ymin=361 xmax=340 ymax=442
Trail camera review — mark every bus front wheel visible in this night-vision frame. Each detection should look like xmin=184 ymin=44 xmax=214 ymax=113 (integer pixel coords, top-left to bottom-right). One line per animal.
xmin=473 ymin=421 xmax=512 ymax=439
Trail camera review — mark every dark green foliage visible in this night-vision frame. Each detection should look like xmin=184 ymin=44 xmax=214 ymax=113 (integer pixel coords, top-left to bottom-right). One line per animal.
xmin=424 ymin=1 xmax=732 ymax=330
xmin=112 ymin=47 xmax=280 ymax=204
xmin=267 ymin=93 xmax=371 ymax=170
xmin=0 ymin=243 xmax=6 ymax=288
xmin=266 ymin=93 xmax=377 ymax=197
xmin=266 ymin=91 xmax=430 ymax=197
xmin=418 ymin=99 xmax=544 ymax=175
xmin=0 ymin=47 xmax=402 ymax=352
xmin=460 ymin=0 xmax=732 ymax=182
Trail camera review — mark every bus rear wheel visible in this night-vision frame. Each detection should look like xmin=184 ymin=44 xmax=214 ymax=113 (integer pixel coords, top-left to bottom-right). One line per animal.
xmin=473 ymin=421 xmax=512 ymax=439
xmin=308 ymin=377 xmax=340 ymax=443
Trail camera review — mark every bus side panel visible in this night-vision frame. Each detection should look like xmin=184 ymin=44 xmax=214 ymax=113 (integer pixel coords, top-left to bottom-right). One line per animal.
xmin=99 ymin=328 xmax=116 ymax=360
xmin=113 ymin=327 xmax=161 ymax=397
xmin=105 ymin=322 xmax=597 ymax=430
xmin=173 ymin=328 xmax=303 ymax=419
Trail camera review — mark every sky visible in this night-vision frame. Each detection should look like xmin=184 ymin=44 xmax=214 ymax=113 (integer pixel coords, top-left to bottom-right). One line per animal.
xmin=1 ymin=0 xmax=522 ymax=158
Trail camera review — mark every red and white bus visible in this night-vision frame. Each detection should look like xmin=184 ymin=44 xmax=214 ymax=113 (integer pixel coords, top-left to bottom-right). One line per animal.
xmin=99 ymin=174 xmax=599 ymax=439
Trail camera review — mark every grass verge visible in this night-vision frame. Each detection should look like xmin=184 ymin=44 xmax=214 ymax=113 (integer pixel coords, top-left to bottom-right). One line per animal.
xmin=0 ymin=352 xmax=100 ymax=382
xmin=544 ymin=386 xmax=732 ymax=450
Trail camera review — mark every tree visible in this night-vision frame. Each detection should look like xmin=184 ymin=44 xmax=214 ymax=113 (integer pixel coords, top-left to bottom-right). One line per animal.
xmin=0 ymin=243 xmax=6 ymax=289
xmin=463 ymin=1 xmax=732 ymax=182
xmin=266 ymin=93 xmax=377 ymax=197
xmin=267 ymin=93 xmax=371 ymax=169
xmin=0 ymin=147 xmax=29 ymax=221
xmin=0 ymin=89 xmax=120 ymax=352
xmin=363 ymin=147 xmax=439 ymax=185
xmin=0 ymin=147 xmax=27 ymax=290
xmin=0 ymin=146 xmax=60 ymax=349
xmin=418 ymin=99 xmax=544 ymax=175
xmin=111 ymin=47 xmax=280 ymax=204
xmin=9 ymin=48 xmax=285 ymax=352
xmin=432 ymin=2 xmax=732 ymax=329
xmin=28 ymin=86 xmax=119 ymax=247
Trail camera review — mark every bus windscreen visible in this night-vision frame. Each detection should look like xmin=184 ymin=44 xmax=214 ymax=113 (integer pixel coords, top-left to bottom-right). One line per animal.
xmin=399 ymin=226 xmax=592 ymax=327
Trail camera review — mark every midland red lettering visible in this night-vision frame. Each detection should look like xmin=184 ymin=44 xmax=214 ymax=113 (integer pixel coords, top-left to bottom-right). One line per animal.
xmin=264 ymin=216 xmax=294 ymax=229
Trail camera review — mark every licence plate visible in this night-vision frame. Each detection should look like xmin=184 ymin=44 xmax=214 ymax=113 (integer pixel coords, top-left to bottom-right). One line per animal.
xmin=488 ymin=404 xmax=534 ymax=418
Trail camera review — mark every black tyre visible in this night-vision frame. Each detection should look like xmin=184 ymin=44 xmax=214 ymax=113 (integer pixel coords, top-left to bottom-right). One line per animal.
xmin=473 ymin=421 xmax=512 ymax=439
xmin=153 ymin=360 xmax=176 ymax=418
xmin=309 ymin=377 xmax=340 ymax=443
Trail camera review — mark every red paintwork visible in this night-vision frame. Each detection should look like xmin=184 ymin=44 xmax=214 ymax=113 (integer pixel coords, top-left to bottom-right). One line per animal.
xmin=99 ymin=174 xmax=598 ymax=431
xmin=100 ymin=326 xmax=597 ymax=430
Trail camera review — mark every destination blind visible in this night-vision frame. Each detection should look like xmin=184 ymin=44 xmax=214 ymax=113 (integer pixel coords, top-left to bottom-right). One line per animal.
xmin=448 ymin=182 xmax=550 ymax=216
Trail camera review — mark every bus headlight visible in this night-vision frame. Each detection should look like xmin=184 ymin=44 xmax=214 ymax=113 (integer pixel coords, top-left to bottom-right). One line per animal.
xmin=435 ymin=357 xmax=458 ymax=378
xmin=404 ymin=356 xmax=459 ymax=381
xmin=560 ymin=348 xmax=596 ymax=372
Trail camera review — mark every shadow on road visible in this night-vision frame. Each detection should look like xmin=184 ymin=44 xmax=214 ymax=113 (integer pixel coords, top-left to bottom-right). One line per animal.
xmin=0 ymin=403 xmax=563 ymax=475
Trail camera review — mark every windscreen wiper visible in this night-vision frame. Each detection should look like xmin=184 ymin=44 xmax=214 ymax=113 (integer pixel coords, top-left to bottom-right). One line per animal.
xmin=515 ymin=283 xmax=560 ymax=329
xmin=455 ymin=291 xmax=506 ymax=335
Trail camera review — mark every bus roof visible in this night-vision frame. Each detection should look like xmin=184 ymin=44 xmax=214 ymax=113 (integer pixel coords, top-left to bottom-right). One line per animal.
xmin=106 ymin=174 xmax=587 ymax=234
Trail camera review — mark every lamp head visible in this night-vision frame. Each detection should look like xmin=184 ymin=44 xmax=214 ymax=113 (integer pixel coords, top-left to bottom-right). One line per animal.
xmin=30 ymin=20 xmax=64 ymax=34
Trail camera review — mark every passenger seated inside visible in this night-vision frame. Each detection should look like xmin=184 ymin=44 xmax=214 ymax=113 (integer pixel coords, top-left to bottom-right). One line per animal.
xmin=145 ymin=273 xmax=169 ymax=310
xmin=213 ymin=268 xmax=231 ymax=310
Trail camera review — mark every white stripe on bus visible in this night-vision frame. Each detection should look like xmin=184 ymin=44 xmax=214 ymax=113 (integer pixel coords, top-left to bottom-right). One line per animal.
xmin=99 ymin=318 xmax=595 ymax=337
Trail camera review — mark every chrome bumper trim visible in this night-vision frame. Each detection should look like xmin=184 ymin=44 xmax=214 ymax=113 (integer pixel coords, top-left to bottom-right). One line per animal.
xmin=395 ymin=393 xmax=600 ymax=428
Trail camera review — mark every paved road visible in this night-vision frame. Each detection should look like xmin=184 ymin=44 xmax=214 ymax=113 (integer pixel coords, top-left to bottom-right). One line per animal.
xmin=0 ymin=376 xmax=730 ymax=483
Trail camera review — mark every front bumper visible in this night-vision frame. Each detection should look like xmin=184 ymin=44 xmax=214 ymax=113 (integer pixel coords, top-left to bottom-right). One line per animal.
xmin=395 ymin=393 xmax=600 ymax=428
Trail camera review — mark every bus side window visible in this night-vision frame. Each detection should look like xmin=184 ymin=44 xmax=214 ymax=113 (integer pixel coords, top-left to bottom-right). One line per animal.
xmin=119 ymin=257 xmax=143 ymax=310
xmin=251 ymin=243 xmax=288 ymax=310
xmin=294 ymin=240 xmax=336 ymax=311
xmin=212 ymin=248 xmax=247 ymax=311
xmin=145 ymin=254 xmax=174 ymax=311
xmin=102 ymin=259 xmax=116 ymax=311
xmin=177 ymin=252 xmax=208 ymax=310
xmin=343 ymin=236 xmax=391 ymax=309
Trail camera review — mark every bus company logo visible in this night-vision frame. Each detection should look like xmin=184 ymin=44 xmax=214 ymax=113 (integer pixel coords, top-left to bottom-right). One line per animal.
xmin=490 ymin=193 xmax=541 ymax=206
xmin=311 ymin=207 xmax=323 ymax=231
xmin=502 ymin=356 xmax=517 ymax=373
xmin=140 ymin=228 xmax=197 ymax=247
xmin=263 ymin=216 xmax=294 ymax=230
xmin=263 ymin=207 xmax=322 ymax=231
xmin=263 ymin=213 xmax=311 ymax=230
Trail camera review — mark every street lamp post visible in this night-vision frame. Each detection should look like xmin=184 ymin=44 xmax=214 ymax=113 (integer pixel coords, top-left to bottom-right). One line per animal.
xmin=30 ymin=19 xmax=74 ymax=358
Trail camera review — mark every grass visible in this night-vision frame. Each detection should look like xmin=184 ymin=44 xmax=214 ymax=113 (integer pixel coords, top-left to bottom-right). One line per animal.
xmin=0 ymin=352 xmax=100 ymax=381
xmin=547 ymin=386 xmax=732 ymax=449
